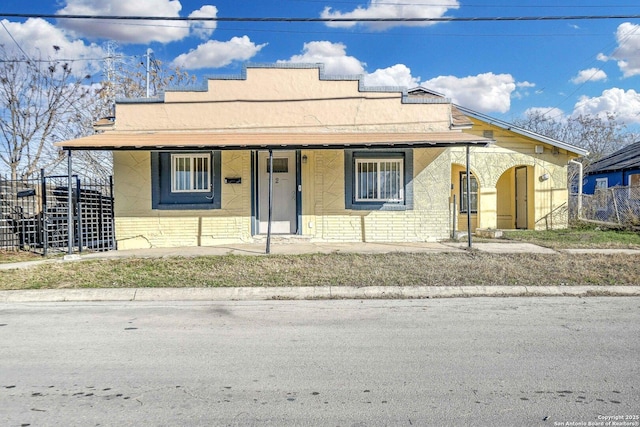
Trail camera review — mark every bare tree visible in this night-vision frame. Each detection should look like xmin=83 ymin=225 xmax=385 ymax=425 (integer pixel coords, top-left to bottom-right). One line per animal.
xmin=0 ymin=45 xmax=94 ymax=180
xmin=104 ymin=50 xmax=197 ymax=101
xmin=513 ymin=110 xmax=638 ymax=163
xmin=69 ymin=49 xmax=200 ymax=179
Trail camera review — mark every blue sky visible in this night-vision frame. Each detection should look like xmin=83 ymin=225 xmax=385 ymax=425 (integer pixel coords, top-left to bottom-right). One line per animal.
xmin=1 ymin=0 xmax=639 ymax=128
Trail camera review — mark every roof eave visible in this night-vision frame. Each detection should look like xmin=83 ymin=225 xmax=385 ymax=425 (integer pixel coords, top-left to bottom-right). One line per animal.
xmin=456 ymin=105 xmax=589 ymax=157
xmin=55 ymin=131 xmax=493 ymax=151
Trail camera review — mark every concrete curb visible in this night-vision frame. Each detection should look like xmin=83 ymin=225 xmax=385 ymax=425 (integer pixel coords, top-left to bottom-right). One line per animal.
xmin=2 ymin=285 xmax=639 ymax=303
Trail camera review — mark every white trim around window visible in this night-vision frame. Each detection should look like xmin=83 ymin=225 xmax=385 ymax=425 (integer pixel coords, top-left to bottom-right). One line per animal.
xmin=595 ymin=177 xmax=608 ymax=191
xmin=171 ymin=153 xmax=211 ymax=193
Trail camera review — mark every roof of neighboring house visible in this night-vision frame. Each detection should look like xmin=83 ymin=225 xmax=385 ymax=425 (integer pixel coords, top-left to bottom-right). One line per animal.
xmin=585 ymin=140 xmax=640 ymax=174
xmin=454 ymin=105 xmax=589 ymax=157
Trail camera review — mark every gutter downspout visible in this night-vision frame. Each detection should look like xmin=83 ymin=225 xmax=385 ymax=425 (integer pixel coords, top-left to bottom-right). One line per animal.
xmin=569 ymin=159 xmax=583 ymax=220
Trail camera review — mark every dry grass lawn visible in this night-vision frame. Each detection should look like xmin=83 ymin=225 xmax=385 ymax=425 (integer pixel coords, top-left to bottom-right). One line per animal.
xmin=1 ymin=252 xmax=638 ymax=290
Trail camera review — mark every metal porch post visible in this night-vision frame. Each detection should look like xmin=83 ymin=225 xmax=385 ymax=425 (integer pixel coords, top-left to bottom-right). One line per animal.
xmin=466 ymin=145 xmax=472 ymax=249
xmin=266 ymin=149 xmax=274 ymax=254
xmin=66 ymin=150 xmax=74 ymax=255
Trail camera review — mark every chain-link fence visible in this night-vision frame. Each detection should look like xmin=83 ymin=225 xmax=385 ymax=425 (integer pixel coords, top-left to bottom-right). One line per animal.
xmin=570 ymin=185 xmax=640 ymax=227
xmin=0 ymin=172 xmax=115 ymax=254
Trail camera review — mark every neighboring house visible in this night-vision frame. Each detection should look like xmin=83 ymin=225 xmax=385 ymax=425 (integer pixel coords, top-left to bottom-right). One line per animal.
xmin=583 ymin=141 xmax=640 ymax=194
xmin=56 ymin=64 xmax=587 ymax=250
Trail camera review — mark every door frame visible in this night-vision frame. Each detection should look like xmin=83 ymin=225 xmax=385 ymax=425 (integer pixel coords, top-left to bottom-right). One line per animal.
xmin=251 ymin=149 xmax=302 ymax=235
xmin=515 ymin=166 xmax=528 ymax=229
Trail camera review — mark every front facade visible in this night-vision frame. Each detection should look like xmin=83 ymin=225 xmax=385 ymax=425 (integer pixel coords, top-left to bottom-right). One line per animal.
xmin=59 ymin=64 xmax=586 ymax=250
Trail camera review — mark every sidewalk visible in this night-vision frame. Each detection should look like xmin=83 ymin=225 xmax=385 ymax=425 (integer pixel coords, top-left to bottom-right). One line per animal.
xmin=2 ymin=241 xmax=639 ymax=302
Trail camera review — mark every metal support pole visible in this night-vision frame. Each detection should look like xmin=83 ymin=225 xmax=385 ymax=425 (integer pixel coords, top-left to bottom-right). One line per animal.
xmin=76 ymin=176 xmax=82 ymax=254
xmin=466 ymin=145 xmax=472 ymax=249
xmin=146 ymin=48 xmax=152 ymax=98
xmin=266 ymin=150 xmax=274 ymax=254
xmin=67 ymin=150 xmax=74 ymax=255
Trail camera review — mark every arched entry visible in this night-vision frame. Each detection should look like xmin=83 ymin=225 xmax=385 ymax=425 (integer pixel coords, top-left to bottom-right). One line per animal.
xmin=496 ymin=166 xmax=532 ymax=229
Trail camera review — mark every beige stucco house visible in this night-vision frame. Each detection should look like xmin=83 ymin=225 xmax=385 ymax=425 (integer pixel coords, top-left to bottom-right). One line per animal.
xmin=57 ymin=64 xmax=587 ymax=250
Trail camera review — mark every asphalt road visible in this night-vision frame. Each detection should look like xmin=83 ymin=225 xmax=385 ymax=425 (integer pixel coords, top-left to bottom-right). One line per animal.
xmin=1 ymin=297 xmax=638 ymax=426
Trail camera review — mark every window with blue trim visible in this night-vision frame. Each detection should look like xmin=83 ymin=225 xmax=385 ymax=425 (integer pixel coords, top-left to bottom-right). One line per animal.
xmin=151 ymin=151 xmax=221 ymax=210
xmin=344 ymin=149 xmax=413 ymax=210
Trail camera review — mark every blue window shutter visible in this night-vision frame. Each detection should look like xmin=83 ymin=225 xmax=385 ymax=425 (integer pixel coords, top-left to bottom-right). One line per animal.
xmin=151 ymin=151 xmax=221 ymax=210
xmin=344 ymin=149 xmax=413 ymax=211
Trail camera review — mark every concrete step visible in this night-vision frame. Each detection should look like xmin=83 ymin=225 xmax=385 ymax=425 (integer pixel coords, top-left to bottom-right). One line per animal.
xmin=252 ymin=234 xmax=312 ymax=244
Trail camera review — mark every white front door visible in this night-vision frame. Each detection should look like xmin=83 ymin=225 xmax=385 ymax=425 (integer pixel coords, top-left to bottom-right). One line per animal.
xmin=258 ymin=151 xmax=297 ymax=234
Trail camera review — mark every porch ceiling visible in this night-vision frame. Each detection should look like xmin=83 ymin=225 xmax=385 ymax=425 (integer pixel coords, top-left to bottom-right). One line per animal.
xmin=55 ymin=131 xmax=493 ymax=151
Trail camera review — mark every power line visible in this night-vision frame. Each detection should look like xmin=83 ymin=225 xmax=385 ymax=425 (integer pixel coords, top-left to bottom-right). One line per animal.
xmin=290 ymin=0 xmax=640 ymax=7
xmin=1 ymin=12 xmax=640 ymax=23
xmin=0 ymin=20 xmax=31 ymax=60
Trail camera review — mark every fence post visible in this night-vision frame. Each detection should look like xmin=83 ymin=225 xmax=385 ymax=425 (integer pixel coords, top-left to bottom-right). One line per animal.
xmin=98 ymin=181 xmax=104 ymax=245
xmin=76 ymin=176 xmax=82 ymax=253
xmin=110 ymin=175 xmax=116 ymax=250
xmin=611 ymin=188 xmax=621 ymax=225
xmin=40 ymin=169 xmax=48 ymax=256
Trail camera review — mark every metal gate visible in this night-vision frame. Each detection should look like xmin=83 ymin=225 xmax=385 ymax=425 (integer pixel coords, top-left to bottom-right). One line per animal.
xmin=0 ymin=171 xmax=115 ymax=255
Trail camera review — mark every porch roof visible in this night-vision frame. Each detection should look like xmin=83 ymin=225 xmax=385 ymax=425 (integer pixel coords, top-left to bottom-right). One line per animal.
xmin=55 ymin=131 xmax=492 ymax=151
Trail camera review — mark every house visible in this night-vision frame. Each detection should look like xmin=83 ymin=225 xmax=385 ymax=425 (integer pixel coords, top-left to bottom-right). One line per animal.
xmin=56 ymin=64 xmax=587 ymax=250
xmin=579 ymin=140 xmax=640 ymax=224
xmin=583 ymin=140 xmax=640 ymax=194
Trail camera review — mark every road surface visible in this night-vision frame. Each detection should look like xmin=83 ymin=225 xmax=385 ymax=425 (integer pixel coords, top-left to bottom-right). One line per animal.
xmin=1 ymin=297 xmax=638 ymax=426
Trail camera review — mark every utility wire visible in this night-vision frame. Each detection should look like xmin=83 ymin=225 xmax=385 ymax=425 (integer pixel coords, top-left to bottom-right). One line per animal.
xmin=0 ymin=20 xmax=32 ymax=60
xmin=1 ymin=12 xmax=640 ymax=22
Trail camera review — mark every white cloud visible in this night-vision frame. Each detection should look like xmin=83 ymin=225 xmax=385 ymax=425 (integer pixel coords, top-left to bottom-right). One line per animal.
xmin=277 ymin=41 xmax=365 ymax=75
xmin=172 ymin=36 xmax=266 ymax=70
xmin=189 ymin=5 xmax=218 ymax=40
xmin=279 ymin=41 xmax=519 ymax=113
xmin=570 ymin=68 xmax=607 ymax=84
xmin=600 ymin=22 xmax=640 ymax=78
xmin=572 ymin=88 xmax=640 ymax=124
xmin=364 ymin=64 xmax=420 ymax=87
xmin=56 ymin=0 xmax=189 ymax=44
xmin=422 ymin=72 xmax=516 ymax=113
xmin=320 ymin=0 xmax=460 ymax=30
xmin=0 ymin=18 xmax=105 ymax=77
xmin=513 ymin=81 xmax=536 ymax=99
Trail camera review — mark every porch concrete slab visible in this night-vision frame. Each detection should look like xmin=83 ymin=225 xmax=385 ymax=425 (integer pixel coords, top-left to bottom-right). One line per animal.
xmin=444 ymin=242 xmax=557 ymax=254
